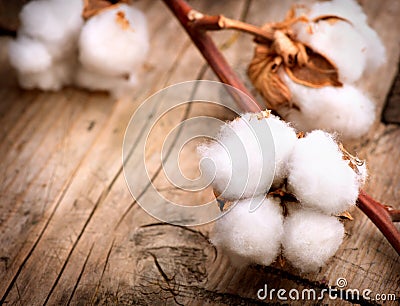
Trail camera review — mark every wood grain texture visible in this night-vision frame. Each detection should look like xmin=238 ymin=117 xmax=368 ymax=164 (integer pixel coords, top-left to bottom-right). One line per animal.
xmin=0 ymin=0 xmax=399 ymax=305
xmin=383 ymin=60 xmax=400 ymax=124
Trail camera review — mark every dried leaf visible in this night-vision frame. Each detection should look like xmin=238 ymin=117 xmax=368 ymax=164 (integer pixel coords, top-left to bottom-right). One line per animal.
xmin=247 ymin=44 xmax=292 ymax=109
xmin=115 ymin=11 xmax=131 ymax=30
xmin=339 ymin=143 xmax=364 ymax=175
xmin=284 ymin=45 xmax=342 ymax=88
xmin=256 ymin=110 xmax=271 ymax=120
xmin=336 ymin=211 xmax=354 ymax=221
xmin=312 ymin=15 xmax=352 ymax=26
xmin=278 ymin=253 xmax=286 ymax=267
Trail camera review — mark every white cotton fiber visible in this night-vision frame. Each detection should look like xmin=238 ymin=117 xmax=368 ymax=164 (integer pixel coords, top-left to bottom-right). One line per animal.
xmin=19 ymin=0 xmax=83 ymax=42
xmin=17 ymin=58 xmax=76 ymax=91
xmin=8 ymin=37 xmax=52 ymax=74
xmin=19 ymin=0 xmax=84 ymax=59
xmin=266 ymin=115 xmax=298 ymax=186
xmin=9 ymin=0 xmax=83 ymax=90
xmin=8 ymin=0 xmax=149 ymax=95
xmin=198 ymin=113 xmax=283 ymax=200
xmin=297 ymin=0 xmax=386 ymax=76
xmin=210 ymin=196 xmax=284 ymax=267
xmin=75 ymin=67 xmax=137 ymax=98
xmin=292 ymin=20 xmax=367 ymax=83
xmin=287 ymin=130 xmax=362 ymax=215
xmin=282 ymin=209 xmax=344 ymax=272
xmin=281 ymin=73 xmax=375 ymax=139
xmin=79 ymin=4 xmax=149 ymax=77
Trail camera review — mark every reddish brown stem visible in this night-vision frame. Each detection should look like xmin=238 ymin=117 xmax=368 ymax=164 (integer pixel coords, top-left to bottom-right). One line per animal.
xmin=163 ymin=0 xmax=260 ymax=112
xmin=162 ymin=0 xmax=400 ymax=256
xmin=357 ymin=191 xmax=400 ymax=253
xmin=189 ymin=12 xmax=275 ymax=41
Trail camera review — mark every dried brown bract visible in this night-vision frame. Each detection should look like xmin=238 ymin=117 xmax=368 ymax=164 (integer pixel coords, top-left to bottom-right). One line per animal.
xmin=82 ymin=0 xmax=131 ymax=20
xmin=247 ymin=7 xmax=344 ymax=110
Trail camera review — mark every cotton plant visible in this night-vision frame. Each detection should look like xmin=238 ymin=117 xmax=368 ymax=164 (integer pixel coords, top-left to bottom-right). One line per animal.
xmin=247 ymin=0 xmax=385 ymax=140
xmin=198 ymin=112 xmax=366 ymax=272
xmin=8 ymin=0 xmax=149 ymax=98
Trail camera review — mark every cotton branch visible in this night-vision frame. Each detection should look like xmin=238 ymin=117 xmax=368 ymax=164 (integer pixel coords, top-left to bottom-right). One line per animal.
xmin=162 ymin=0 xmax=400 ymax=256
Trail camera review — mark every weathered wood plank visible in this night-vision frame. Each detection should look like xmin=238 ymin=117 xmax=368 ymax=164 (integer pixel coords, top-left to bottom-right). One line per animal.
xmin=383 ymin=62 xmax=400 ymax=124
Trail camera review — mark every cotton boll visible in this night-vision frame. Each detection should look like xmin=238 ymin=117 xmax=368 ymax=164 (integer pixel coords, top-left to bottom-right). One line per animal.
xmin=287 ymin=130 xmax=361 ymax=214
xmin=292 ymin=19 xmax=367 ymax=83
xmin=19 ymin=0 xmax=83 ymax=56
xmin=281 ymin=73 xmax=375 ymax=139
xmin=79 ymin=4 xmax=149 ymax=77
xmin=282 ymin=209 xmax=344 ymax=273
xmin=74 ymin=67 xmax=137 ymax=98
xmin=18 ymin=59 xmax=75 ymax=91
xmin=198 ymin=113 xmax=275 ymax=200
xmin=210 ymin=196 xmax=284 ymax=267
xmin=8 ymin=37 xmax=52 ymax=74
xmin=303 ymin=0 xmax=385 ymax=72
xmin=266 ymin=115 xmax=298 ymax=186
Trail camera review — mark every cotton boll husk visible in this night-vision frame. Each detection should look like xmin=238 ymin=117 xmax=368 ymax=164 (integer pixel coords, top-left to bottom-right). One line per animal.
xmin=292 ymin=19 xmax=367 ymax=83
xmin=287 ymin=130 xmax=361 ymax=214
xmin=198 ymin=113 xmax=276 ymax=200
xmin=282 ymin=209 xmax=344 ymax=273
xmin=280 ymin=72 xmax=375 ymax=140
xmin=74 ymin=67 xmax=137 ymax=98
xmin=18 ymin=59 xmax=76 ymax=91
xmin=8 ymin=36 xmax=52 ymax=74
xmin=79 ymin=4 xmax=149 ymax=77
xmin=303 ymin=0 xmax=386 ymax=72
xmin=210 ymin=196 xmax=284 ymax=267
xmin=19 ymin=0 xmax=83 ymax=60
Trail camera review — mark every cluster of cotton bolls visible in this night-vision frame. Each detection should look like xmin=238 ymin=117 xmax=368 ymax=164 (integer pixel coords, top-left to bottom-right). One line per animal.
xmin=198 ymin=112 xmax=366 ymax=272
xmin=8 ymin=0 xmax=149 ymax=97
xmin=277 ymin=0 xmax=386 ymax=140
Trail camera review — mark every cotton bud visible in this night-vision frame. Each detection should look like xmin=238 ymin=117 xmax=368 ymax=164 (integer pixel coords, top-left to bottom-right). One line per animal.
xmin=282 ymin=209 xmax=345 ymax=273
xmin=287 ymin=130 xmax=363 ymax=214
xmin=210 ymin=196 xmax=284 ymax=267
xmin=281 ymin=73 xmax=375 ymax=139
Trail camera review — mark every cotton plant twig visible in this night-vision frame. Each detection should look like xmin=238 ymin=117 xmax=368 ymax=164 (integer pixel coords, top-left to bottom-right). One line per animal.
xmin=162 ymin=0 xmax=400 ymax=255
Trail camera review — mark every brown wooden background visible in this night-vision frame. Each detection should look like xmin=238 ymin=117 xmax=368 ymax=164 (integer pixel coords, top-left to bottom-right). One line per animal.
xmin=0 ymin=0 xmax=399 ymax=305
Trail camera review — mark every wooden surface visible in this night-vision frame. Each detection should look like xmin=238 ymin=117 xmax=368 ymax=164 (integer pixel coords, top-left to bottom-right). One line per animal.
xmin=383 ymin=61 xmax=400 ymax=124
xmin=0 ymin=0 xmax=399 ymax=305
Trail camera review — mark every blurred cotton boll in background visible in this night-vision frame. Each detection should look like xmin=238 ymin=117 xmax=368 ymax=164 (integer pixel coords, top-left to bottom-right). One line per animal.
xmin=7 ymin=0 xmax=149 ymax=98
xmin=78 ymin=4 xmax=149 ymax=77
xmin=247 ymin=0 xmax=385 ymax=141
